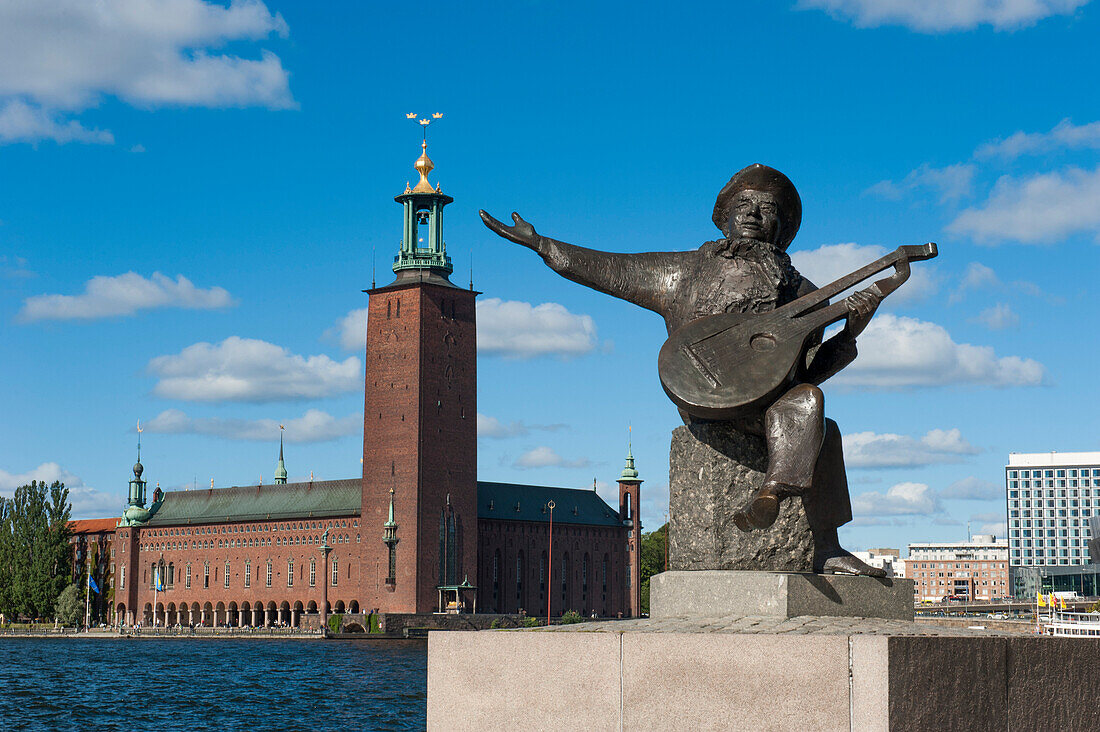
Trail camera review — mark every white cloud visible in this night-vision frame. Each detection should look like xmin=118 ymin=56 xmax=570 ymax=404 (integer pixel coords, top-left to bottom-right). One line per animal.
xmin=0 ymin=99 xmax=113 ymax=145
xmin=799 ymin=0 xmax=1090 ymax=32
xmin=866 ymin=163 xmax=976 ymax=203
xmin=831 ymin=313 xmax=1045 ymax=388
xmin=0 ymin=0 xmax=293 ymax=145
xmin=148 ymin=336 xmax=362 ymax=402
xmin=978 ymin=522 xmax=1008 ymax=537
xmin=144 ymin=408 xmax=360 ymax=443
xmin=513 ymin=446 xmax=592 ymax=470
xmin=477 ymin=298 xmax=598 ymax=359
xmin=329 ymin=307 xmax=368 ymax=351
xmin=791 ymin=242 xmax=937 ymax=306
xmin=949 ymin=262 xmax=1045 ymax=304
xmin=941 ymin=477 xmax=1002 ymax=500
xmin=0 ymin=462 xmax=122 ymax=519
xmin=18 ymin=272 xmax=235 ymax=321
xmin=477 ymin=413 xmax=566 ymax=439
xmin=844 ymin=428 xmax=979 ymax=468
xmin=975 ymin=118 xmax=1100 ymax=160
xmin=973 ymin=303 xmax=1020 ymax=330
xmin=948 ymin=166 xmax=1100 ymax=244
xmin=852 ymin=482 xmax=941 ymax=516
xmin=329 ymin=299 xmax=599 ymax=359
xmin=0 ymin=254 xmax=35 ymax=279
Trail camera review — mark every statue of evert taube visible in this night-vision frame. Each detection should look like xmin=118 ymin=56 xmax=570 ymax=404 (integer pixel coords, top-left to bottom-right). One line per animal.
xmin=482 ymin=163 xmax=936 ymax=577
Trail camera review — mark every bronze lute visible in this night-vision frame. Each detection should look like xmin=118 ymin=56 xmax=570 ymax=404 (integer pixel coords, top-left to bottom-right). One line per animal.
xmin=657 ymin=243 xmax=938 ymax=420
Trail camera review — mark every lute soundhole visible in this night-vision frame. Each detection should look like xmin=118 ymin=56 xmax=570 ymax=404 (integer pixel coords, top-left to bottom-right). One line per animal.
xmin=749 ymin=333 xmax=776 ymax=352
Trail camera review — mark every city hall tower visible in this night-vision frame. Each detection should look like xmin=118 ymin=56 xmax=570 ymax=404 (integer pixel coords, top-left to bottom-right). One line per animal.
xmin=361 ymin=123 xmax=478 ymax=613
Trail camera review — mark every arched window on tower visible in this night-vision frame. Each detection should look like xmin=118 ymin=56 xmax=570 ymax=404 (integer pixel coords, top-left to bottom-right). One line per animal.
xmin=203 ymin=562 xmax=210 ymax=589
xmin=287 ymin=558 xmax=294 ymax=587
xmin=331 ymin=558 xmax=339 ymax=587
xmin=224 ymin=561 xmax=230 ymax=588
xmin=265 ymin=560 xmax=272 ymax=587
xmin=244 ymin=560 xmax=251 ymax=588
xmin=309 ymin=558 xmax=316 ymax=587
xmin=186 ymin=563 xmax=192 ymax=589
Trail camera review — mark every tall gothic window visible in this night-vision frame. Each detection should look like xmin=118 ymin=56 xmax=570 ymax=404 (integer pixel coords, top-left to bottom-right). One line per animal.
xmin=203 ymin=562 xmax=210 ymax=589
xmin=539 ymin=551 xmax=546 ymax=601
xmin=387 ymin=542 xmax=397 ymax=585
xmin=265 ymin=560 xmax=272 ymax=587
xmin=492 ymin=549 xmax=500 ymax=611
xmin=244 ymin=561 xmax=251 ymax=588
xmin=224 ymin=562 xmax=230 ymax=588
xmin=331 ymin=558 xmax=339 ymax=586
xmin=516 ymin=551 xmax=524 ymax=607
xmin=561 ymin=553 xmax=569 ymax=611
xmin=287 ymin=558 xmax=294 ymax=587
xmin=121 ymin=565 xmax=126 ymax=589
xmin=309 ymin=558 xmax=316 ymax=587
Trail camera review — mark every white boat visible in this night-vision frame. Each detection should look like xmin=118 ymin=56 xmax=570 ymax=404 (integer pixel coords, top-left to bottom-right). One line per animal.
xmin=1044 ymin=610 xmax=1100 ymax=637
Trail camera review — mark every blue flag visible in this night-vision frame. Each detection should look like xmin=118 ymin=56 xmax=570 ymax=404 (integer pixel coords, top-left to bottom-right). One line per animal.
xmin=89 ymin=576 xmax=100 ymax=595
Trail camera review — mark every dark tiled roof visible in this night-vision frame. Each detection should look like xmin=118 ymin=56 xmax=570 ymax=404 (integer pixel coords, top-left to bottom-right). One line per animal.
xmin=144 ymin=479 xmax=361 ymax=526
xmin=476 ymin=481 xmax=623 ymax=527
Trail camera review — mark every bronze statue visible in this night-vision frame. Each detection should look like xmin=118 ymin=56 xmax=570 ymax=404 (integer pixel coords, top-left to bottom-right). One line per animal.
xmin=482 ymin=164 xmax=935 ymax=576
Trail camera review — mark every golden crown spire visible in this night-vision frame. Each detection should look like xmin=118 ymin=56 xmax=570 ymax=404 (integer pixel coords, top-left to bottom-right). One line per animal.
xmin=407 ymin=113 xmax=442 ymax=193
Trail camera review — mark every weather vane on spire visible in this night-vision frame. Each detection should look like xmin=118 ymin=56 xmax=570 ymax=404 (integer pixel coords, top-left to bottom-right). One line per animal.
xmin=136 ymin=420 xmax=143 ymax=461
xmin=406 ymin=111 xmax=443 ymax=143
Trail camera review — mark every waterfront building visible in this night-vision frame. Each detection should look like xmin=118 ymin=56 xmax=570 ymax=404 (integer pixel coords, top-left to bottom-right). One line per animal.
xmin=68 ymin=518 xmax=117 ymax=624
xmin=907 ymin=535 xmax=1009 ymax=602
xmin=1005 ymin=451 xmax=1099 ymax=568
xmin=851 ymin=548 xmax=904 ymax=578
xmin=69 ymin=135 xmax=641 ymax=627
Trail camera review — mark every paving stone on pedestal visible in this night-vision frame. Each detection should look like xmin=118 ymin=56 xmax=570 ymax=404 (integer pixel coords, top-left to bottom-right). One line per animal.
xmin=669 ymin=423 xmax=813 ymax=572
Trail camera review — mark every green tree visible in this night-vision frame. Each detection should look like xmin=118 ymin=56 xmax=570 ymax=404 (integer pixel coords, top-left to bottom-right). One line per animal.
xmin=56 ymin=583 xmax=83 ymax=628
xmin=0 ymin=480 xmax=72 ymax=619
xmin=638 ymin=522 xmax=668 ymax=615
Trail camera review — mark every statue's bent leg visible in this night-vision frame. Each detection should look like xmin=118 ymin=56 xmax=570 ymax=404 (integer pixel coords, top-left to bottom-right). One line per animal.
xmin=733 ymin=384 xmax=825 ymax=532
xmin=807 ymin=422 xmax=886 ymax=577
xmin=801 ymin=418 xmax=852 ymax=533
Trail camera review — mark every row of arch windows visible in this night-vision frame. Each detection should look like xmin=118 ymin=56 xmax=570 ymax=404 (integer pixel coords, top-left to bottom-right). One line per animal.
xmin=151 ymin=558 xmax=339 ymax=590
xmin=140 ymin=533 xmax=358 ymax=552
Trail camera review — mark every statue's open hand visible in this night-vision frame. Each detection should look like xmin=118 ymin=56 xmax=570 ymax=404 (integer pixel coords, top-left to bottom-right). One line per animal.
xmin=480 ymin=210 xmax=540 ymax=250
xmin=844 ymin=288 xmax=881 ymax=338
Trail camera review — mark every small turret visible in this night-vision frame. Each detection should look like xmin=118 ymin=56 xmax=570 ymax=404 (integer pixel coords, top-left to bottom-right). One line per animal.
xmin=274 ymin=424 xmax=288 ymax=484
xmin=392 ymin=113 xmax=454 ymax=279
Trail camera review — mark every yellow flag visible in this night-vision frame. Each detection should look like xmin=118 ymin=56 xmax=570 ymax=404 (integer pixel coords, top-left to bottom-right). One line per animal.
xmin=1037 ymin=592 xmax=1046 ymax=607
xmin=1049 ymin=593 xmax=1056 ymax=608
xmin=1059 ymin=596 xmax=1067 ymax=610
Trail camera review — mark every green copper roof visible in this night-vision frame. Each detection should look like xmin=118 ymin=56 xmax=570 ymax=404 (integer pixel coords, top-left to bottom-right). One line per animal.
xmin=619 ymin=442 xmax=642 ymax=482
xmin=476 ymin=481 xmax=623 ymax=527
xmin=144 ymin=479 xmax=360 ymax=525
xmin=274 ymin=434 xmax=288 ymax=484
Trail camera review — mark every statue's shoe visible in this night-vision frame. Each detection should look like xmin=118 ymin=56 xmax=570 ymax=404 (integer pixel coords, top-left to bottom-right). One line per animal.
xmin=816 ymin=553 xmax=888 ymax=577
xmin=732 ymin=488 xmax=780 ymax=532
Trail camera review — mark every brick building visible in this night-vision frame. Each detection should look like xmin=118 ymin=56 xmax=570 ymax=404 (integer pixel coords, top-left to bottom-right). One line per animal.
xmin=907 ymin=535 xmax=1010 ymax=603
xmin=72 ymin=135 xmax=642 ymax=627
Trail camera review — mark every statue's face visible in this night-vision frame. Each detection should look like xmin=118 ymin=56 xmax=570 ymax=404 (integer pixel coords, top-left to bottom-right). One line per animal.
xmin=728 ymin=190 xmax=781 ymax=246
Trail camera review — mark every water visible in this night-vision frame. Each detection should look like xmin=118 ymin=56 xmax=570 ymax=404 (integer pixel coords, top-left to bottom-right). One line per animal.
xmin=0 ymin=638 xmax=427 ymax=731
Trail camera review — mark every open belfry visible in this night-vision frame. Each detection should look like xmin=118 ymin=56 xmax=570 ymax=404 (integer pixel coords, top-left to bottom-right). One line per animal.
xmin=71 ymin=119 xmax=641 ymax=627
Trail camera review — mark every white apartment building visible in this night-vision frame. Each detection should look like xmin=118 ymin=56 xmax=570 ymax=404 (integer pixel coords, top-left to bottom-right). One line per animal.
xmin=1006 ymin=451 xmax=1100 ymax=567
xmin=908 ymin=535 xmax=1009 ymax=602
xmin=852 ymin=548 xmax=905 ymax=578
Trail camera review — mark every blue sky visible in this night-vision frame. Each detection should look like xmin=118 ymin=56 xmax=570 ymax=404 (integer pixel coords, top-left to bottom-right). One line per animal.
xmin=2 ymin=0 xmax=1099 ymax=556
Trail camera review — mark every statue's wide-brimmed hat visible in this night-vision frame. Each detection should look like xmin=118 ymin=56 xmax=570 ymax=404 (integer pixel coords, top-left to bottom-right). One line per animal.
xmin=712 ymin=164 xmax=802 ymax=249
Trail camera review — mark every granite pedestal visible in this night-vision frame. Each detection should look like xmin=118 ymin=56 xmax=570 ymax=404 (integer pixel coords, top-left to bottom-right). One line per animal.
xmin=669 ymin=423 xmax=815 ymax=572
xmin=651 ymin=570 xmax=914 ymax=621
xmin=427 ymin=617 xmax=1100 ymax=731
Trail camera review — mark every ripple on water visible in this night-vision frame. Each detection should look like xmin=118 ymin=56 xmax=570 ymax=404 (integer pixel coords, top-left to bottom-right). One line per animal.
xmin=0 ymin=638 xmax=427 ymax=732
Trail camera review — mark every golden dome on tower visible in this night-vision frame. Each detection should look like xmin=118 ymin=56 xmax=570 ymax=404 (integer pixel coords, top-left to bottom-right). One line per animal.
xmin=412 ymin=140 xmax=436 ymax=193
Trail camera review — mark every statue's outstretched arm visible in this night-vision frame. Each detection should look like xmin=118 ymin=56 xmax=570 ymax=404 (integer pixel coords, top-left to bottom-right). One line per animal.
xmin=480 ymin=210 xmax=677 ymax=314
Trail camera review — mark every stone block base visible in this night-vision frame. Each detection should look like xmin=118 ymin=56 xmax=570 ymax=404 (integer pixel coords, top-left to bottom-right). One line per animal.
xmin=669 ymin=423 xmax=814 ymax=572
xmin=427 ymin=625 xmax=1100 ymax=731
xmin=651 ymin=570 xmax=915 ymax=621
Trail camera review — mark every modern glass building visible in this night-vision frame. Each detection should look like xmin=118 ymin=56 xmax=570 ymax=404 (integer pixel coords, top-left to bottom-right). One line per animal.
xmin=1006 ymin=452 xmax=1100 ymax=598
